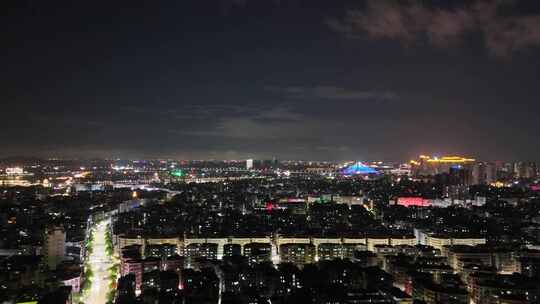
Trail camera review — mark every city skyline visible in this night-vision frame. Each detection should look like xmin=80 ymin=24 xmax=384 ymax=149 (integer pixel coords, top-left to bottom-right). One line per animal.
xmin=2 ymin=0 xmax=540 ymax=160
xmin=1 ymin=147 xmax=539 ymax=304
xmin=2 ymin=2 xmax=540 ymax=301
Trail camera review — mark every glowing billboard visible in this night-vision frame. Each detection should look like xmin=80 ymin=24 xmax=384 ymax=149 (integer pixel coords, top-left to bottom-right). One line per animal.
xmin=396 ymin=197 xmax=431 ymax=207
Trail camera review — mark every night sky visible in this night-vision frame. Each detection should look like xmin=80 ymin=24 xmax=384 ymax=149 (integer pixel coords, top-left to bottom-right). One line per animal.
xmin=2 ymin=0 xmax=540 ymax=161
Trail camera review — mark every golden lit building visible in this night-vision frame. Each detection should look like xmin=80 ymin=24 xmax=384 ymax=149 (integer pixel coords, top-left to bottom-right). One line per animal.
xmin=411 ymin=155 xmax=475 ymax=178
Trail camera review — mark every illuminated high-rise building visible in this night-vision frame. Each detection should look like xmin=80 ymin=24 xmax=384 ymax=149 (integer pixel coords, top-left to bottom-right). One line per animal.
xmin=472 ymin=162 xmax=497 ymax=185
xmin=44 ymin=226 xmax=66 ymax=270
xmin=485 ymin=163 xmax=497 ymax=183
xmin=279 ymin=243 xmax=316 ymax=266
xmin=515 ymin=162 xmax=539 ymax=179
xmin=243 ymin=243 xmax=272 ymax=265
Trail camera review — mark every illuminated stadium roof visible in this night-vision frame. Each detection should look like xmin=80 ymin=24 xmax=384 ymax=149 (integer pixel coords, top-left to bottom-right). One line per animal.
xmin=342 ymin=162 xmax=378 ymax=175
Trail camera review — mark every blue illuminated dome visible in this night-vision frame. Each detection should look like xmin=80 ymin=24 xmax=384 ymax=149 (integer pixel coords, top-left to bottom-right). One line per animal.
xmin=342 ymin=162 xmax=378 ymax=175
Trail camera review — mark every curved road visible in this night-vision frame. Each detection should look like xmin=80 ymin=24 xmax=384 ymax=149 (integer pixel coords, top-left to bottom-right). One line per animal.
xmin=83 ymin=220 xmax=113 ymax=304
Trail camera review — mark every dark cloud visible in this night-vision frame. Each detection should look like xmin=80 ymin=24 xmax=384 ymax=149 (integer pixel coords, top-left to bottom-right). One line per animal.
xmin=265 ymin=85 xmax=397 ymax=101
xmin=219 ymin=0 xmax=284 ymax=16
xmin=173 ymin=106 xmax=308 ymax=140
xmin=1 ymin=1 xmax=540 ymax=161
xmin=328 ymin=0 xmax=540 ymax=57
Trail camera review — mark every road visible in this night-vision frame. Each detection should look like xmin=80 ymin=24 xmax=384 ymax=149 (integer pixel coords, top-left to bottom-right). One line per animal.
xmin=83 ymin=220 xmax=113 ymax=304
